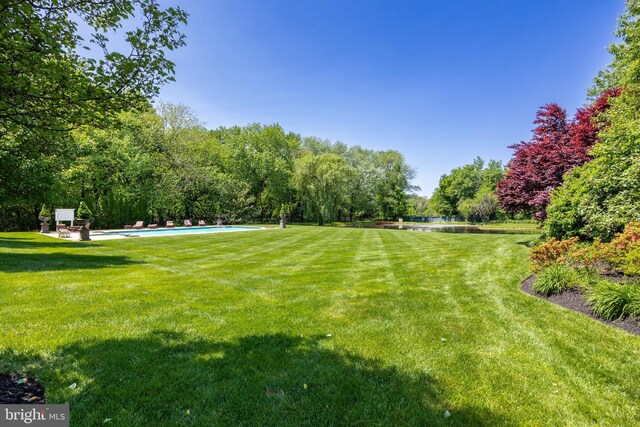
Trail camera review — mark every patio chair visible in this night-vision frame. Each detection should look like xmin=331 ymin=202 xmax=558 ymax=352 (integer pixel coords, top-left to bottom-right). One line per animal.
xmin=184 ymin=219 xmax=193 ymax=227
xmin=166 ymin=220 xmax=174 ymax=228
xmin=198 ymin=220 xmax=206 ymax=226
xmin=132 ymin=221 xmax=144 ymax=229
xmin=57 ymin=224 xmax=71 ymax=238
xmin=147 ymin=223 xmax=158 ymax=229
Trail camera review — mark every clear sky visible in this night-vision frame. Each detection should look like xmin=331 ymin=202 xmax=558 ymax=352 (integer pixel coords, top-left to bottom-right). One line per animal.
xmin=158 ymin=0 xmax=626 ymax=196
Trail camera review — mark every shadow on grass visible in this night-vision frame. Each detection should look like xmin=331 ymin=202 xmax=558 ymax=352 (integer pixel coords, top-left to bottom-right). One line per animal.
xmin=1 ymin=332 xmax=511 ymax=426
xmin=516 ymin=239 xmax=537 ymax=248
xmin=0 ymin=253 xmax=143 ymax=272
xmin=0 ymin=236 xmax=96 ymax=250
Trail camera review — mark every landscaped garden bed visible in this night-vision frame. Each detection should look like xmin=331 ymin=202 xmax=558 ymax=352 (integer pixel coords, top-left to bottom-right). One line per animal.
xmin=521 ymin=275 xmax=640 ymax=336
xmin=524 ymin=221 xmax=640 ymax=335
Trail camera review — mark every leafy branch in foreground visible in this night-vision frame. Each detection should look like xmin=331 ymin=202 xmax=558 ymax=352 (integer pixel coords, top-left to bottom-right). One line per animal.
xmin=0 ymin=0 xmax=187 ymax=138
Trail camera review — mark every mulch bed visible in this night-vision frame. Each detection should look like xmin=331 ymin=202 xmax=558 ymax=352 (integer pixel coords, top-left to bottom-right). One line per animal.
xmin=521 ymin=275 xmax=640 ymax=336
xmin=0 ymin=373 xmax=45 ymax=404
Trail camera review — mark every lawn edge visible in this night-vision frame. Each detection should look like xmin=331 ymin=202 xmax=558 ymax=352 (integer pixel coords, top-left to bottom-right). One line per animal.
xmin=520 ymin=275 xmax=640 ymax=336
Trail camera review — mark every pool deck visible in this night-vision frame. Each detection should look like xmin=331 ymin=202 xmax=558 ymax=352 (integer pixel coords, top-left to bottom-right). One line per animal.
xmin=42 ymin=225 xmax=269 ymax=241
xmin=42 ymin=229 xmax=127 ymax=241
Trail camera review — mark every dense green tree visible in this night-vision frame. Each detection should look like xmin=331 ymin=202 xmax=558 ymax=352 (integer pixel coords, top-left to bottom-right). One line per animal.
xmin=406 ymin=195 xmax=433 ymax=217
xmin=344 ymin=146 xmax=379 ymax=220
xmin=0 ymin=0 xmax=186 ymax=137
xmin=294 ymin=153 xmax=355 ymax=225
xmin=374 ymin=151 xmax=415 ymax=220
xmin=156 ymin=103 xmax=224 ymax=221
xmin=0 ymin=0 xmax=186 ymax=229
xmin=296 ymin=140 xmax=415 ymax=221
xmin=431 ymin=157 xmax=484 ymax=217
xmin=458 ymin=189 xmax=499 ymax=222
xmin=301 ymin=137 xmax=348 ymax=156
xmin=0 ymin=131 xmax=76 ymax=229
xmin=57 ymin=109 xmax=167 ymax=227
xmin=431 ymin=157 xmax=504 ymax=220
xmin=218 ymin=124 xmax=301 ymax=221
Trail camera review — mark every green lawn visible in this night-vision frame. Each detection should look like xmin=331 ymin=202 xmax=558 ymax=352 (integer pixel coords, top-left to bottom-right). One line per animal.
xmin=0 ymin=227 xmax=638 ymax=426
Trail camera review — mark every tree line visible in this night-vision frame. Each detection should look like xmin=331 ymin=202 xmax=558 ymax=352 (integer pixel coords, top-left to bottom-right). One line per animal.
xmin=0 ymin=1 xmax=418 ymax=230
xmin=1 ymin=103 xmax=416 ymax=229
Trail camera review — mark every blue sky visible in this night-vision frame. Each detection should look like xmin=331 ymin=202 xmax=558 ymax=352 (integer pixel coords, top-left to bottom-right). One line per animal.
xmin=159 ymin=0 xmax=625 ymax=196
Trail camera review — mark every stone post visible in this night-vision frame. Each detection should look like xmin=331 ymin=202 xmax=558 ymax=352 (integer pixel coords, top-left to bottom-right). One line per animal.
xmin=39 ymin=218 xmax=50 ymax=233
xmin=79 ymin=219 xmax=91 ymax=241
xmin=399 ymin=217 xmax=403 ymax=229
xmin=279 ymin=213 xmax=286 ymax=229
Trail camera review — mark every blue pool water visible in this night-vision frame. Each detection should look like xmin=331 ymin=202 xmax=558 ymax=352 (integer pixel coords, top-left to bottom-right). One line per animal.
xmin=101 ymin=225 xmax=262 ymax=238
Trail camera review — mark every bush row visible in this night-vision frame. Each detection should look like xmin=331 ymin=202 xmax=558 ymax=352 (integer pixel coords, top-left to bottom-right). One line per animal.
xmin=531 ymin=222 xmax=640 ymax=275
xmin=530 ymin=221 xmax=640 ymax=321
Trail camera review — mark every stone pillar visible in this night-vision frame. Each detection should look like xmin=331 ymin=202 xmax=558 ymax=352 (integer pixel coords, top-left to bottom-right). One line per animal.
xmin=399 ymin=217 xmax=403 ymax=229
xmin=40 ymin=221 xmax=50 ymax=233
xmin=279 ymin=213 xmax=286 ymax=229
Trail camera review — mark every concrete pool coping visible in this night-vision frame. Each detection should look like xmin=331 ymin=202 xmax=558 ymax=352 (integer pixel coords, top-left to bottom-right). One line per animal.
xmin=42 ymin=225 xmax=270 ymax=241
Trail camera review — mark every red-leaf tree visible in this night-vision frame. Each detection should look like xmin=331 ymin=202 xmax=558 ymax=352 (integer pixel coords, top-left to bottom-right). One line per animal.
xmin=496 ymin=89 xmax=620 ymax=221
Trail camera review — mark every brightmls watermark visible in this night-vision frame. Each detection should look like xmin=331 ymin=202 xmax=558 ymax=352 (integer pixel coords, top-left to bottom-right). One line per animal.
xmin=0 ymin=405 xmax=68 ymax=426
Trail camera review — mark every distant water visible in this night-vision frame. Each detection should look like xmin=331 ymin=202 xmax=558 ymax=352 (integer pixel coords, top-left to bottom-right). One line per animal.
xmin=381 ymin=224 xmax=541 ymax=235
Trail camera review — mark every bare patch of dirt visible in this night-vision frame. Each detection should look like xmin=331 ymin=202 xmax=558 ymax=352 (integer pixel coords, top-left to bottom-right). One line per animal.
xmin=521 ymin=275 xmax=640 ymax=336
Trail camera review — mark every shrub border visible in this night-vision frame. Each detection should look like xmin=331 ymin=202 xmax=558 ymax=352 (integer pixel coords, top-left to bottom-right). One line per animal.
xmin=521 ymin=275 xmax=640 ymax=336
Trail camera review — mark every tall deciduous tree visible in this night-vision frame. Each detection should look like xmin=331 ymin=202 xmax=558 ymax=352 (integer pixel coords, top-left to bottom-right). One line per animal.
xmin=431 ymin=157 xmax=504 ymax=220
xmin=218 ymin=124 xmax=301 ymax=221
xmin=497 ymin=90 xmax=619 ymax=221
xmin=374 ymin=150 xmax=416 ymax=220
xmin=0 ymin=0 xmax=186 ymax=229
xmin=496 ymin=104 xmax=569 ymax=220
xmin=294 ymin=153 xmax=355 ymax=225
xmin=406 ymin=195 xmax=432 ymax=217
xmin=0 ymin=0 xmax=187 ymax=137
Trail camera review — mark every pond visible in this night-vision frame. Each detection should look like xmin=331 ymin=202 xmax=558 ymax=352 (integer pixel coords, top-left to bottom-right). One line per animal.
xmin=381 ymin=224 xmax=541 ymax=235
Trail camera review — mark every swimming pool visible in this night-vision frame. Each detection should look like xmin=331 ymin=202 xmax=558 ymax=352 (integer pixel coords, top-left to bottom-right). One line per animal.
xmin=99 ymin=225 xmax=263 ymax=238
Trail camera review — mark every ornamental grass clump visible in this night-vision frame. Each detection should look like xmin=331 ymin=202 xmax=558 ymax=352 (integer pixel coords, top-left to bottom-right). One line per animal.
xmin=533 ymin=264 xmax=576 ymax=296
xmin=628 ymin=288 xmax=640 ymax=318
xmin=570 ymin=267 xmax=602 ymax=292
xmin=585 ymin=281 xmax=640 ymax=320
